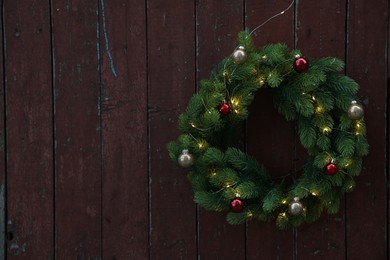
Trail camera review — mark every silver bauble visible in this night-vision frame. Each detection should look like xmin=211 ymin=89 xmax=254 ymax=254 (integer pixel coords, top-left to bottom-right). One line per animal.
xmin=232 ymin=46 xmax=247 ymax=64
xmin=347 ymin=101 xmax=364 ymax=120
xmin=178 ymin=149 xmax=193 ymax=168
xmin=288 ymin=197 xmax=304 ymax=216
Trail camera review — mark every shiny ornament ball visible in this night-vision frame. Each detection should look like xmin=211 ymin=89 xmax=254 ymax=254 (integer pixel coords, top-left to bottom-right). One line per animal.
xmin=293 ymin=56 xmax=309 ymax=72
xmin=218 ymin=103 xmax=231 ymax=116
xmin=325 ymin=163 xmax=338 ymax=176
xmin=230 ymin=198 xmax=245 ymax=213
xmin=347 ymin=101 xmax=364 ymax=120
xmin=178 ymin=149 xmax=193 ymax=168
xmin=232 ymin=46 xmax=247 ymax=64
xmin=288 ymin=197 xmax=304 ymax=216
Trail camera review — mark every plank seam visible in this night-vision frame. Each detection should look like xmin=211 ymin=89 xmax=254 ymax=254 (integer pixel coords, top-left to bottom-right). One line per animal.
xmin=48 ymin=0 xmax=56 ymax=258
xmin=1 ymin=0 xmax=7 ymax=258
xmin=194 ymin=0 xmax=200 ymax=258
xmin=344 ymin=1 xmax=350 ymax=259
xmin=386 ymin=0 xmax=390 ymax=258
xmin=96 ymin=0 xmax=104 ymax=258
xmin=145 ymin=0 xmax=152 ymax=259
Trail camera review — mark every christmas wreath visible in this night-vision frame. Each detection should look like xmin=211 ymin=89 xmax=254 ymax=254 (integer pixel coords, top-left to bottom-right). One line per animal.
xmin=167 ymin=31 xmax=368 ymax=229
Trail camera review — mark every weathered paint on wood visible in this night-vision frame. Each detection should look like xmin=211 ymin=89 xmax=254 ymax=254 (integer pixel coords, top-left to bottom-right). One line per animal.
xmin=196 ymin=1 xmax=246 ymax=259
xmin=99 ymin=0 xmax=148 ymax=259
xmin=0 ymin=0 xmax=388 ymax=259
xmin=4 ymin=0 xmax=53 ymax=258
xmin=346 ymin=0 xmax=388 ymax=258
xmin=52 ymin=0 xmax=101 ymax=258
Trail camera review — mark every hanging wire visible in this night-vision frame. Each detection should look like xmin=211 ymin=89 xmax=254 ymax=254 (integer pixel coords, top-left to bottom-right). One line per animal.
xmin=249 ymin=0 xmax=295 ymax=36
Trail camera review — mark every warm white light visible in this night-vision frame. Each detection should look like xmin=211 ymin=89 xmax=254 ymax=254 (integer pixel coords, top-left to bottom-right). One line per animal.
xmin=230 ymin=98 xmax=239 ymax=106
xmin=316 ymin=106 xmax=324 ymax=113
xmin=198 ymin=142 xmax=204 ymax=149
xmin=322 ymin=127 xmax=331 ymax=134
xmin=279 ymin=212 xmax=287 ymax=218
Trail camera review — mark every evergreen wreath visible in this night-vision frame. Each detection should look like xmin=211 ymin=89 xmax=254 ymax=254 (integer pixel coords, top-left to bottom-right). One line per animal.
xmin=167 ymin=31 xmax=368 ymax=229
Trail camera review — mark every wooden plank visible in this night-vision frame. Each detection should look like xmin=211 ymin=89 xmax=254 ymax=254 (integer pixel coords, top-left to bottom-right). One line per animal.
xmin=99 ymin=0 xmax=148 ymax=259
xmin=4 ymin=0 xmax=53 ymax=258
xmin=195 ymin=1 xmax=246 ymax=259
xmin=245 ymin=0 xmax=295 ymax=259
xmin=346 ymin=0 xmax=388 ymax=258
xmin=52 ymin=0 xmax=101 ymax=258
xmin=147 ymin=1 xmax=197 ymax=259
xmin=0 ymin=4 xmax=5 ymax=259
xmin=295 ymin=1 xmax=347 ymax=259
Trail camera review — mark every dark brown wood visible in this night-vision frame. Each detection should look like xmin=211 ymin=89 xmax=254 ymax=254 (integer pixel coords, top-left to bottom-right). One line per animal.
xmin=52 ymin=0 xmax=101 ymax=258
xmin=245 ymin=0 xmax=295 ymax=259
xmin=0 ymin=0 xmax=388 ymax=258
xmin=295 ymin=1 xmax=347 ymax=259
xmin=196 ymin=1 xmax=246 ymax=259
xmin=4 ymin=0 xmax=53 ymax=258
xmin=0 ymin=2 xmax=5 ymax=258
xmin=147 ymin=1 xmax=197 ymax=259
xmin=99 ymin=0 xmax=148 ymax=259
xmin=0 ymin=1 xmax=4 ymax=259
xmin=346 ymin=0 xmax=388 ymax=258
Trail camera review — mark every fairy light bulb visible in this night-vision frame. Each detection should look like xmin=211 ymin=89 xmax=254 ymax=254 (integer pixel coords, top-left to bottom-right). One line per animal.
xmin=322 ymin=127 xmax=331 ymax=134
xmin=197 ymin=141 xmax=206 ymax=149
xmin=316 ymin=106 xmax=324 ymax=113
xmin=230 ymin=98 xmax=239 ymax=106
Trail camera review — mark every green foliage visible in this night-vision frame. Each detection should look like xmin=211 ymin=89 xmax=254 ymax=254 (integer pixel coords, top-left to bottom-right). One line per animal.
xmin=226 ymin=212 xmax=249 ymax=225
xmin=167 ymin=31 xmax=369 ymax=230
xmin=299 ymin=125 xmax=317 ymax=149
xmin=194 ymin=191 xmax=227 ymax=211
xmin=314 ymin=57 xmax=345 ymax=72
xmin=262 ymin=187 xmax=284 ymax=213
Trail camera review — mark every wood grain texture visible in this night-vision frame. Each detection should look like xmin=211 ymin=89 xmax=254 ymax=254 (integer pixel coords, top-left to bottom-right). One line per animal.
xmin=295 ymin=1 xmax=347 ymax=259
xmin=245 ymin=1 xmax=295 ymax=259
xmin=4 ymin=0 xmax=53 ymax=258
xmin=147 ymin=0 xmax=197 ymax=259
xmin=196 ymin=1 xmax=246 ymax=259
xmin=346 ymin=0 xmax=388 ymax=258
xmin=52 ymin=0 xmax=101 ymax=258
xmin=99 ymin=0 xmax=148 ymax=259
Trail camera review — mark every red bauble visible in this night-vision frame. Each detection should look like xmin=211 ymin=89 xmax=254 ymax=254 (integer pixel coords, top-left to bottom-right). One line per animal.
xmin=218 ymin=103 xmax=231 ymax=116
xmin=325 ymin=163 xmax=338 ymax=176
xmin=230 ymin=198 xmax=244 ymax=213
xmin=293 ymin=57 xmax=309 ymax=72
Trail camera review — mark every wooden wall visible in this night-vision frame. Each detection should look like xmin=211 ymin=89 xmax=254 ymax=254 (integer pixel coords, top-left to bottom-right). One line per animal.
xmin=0 ymin=0 xmax=388 ymax=259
